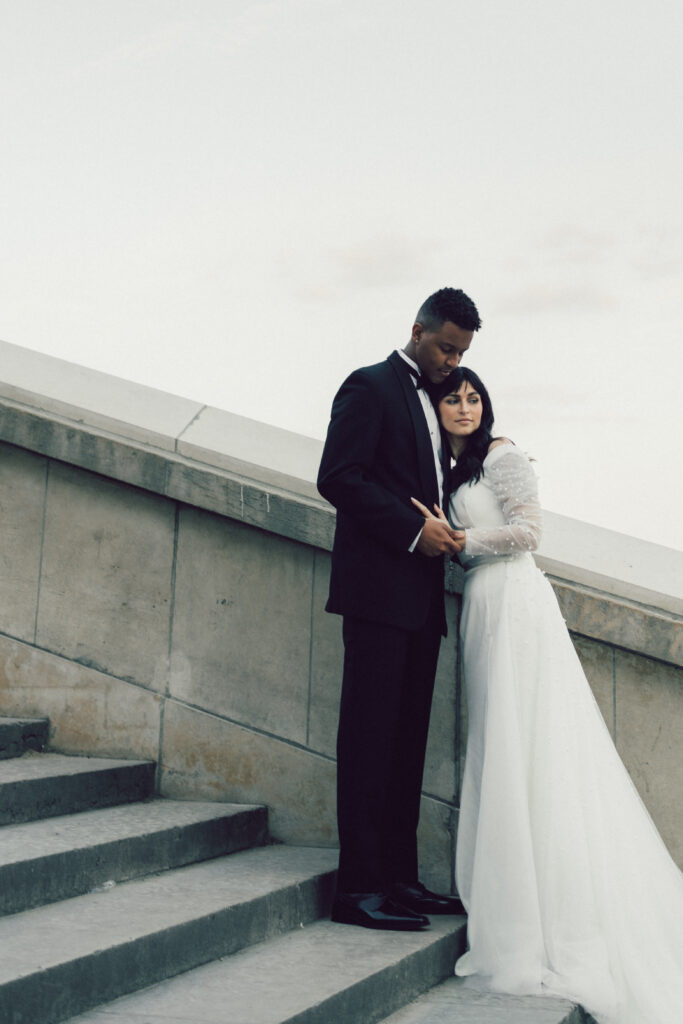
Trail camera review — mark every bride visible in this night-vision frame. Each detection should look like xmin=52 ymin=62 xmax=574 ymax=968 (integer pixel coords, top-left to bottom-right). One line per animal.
xmin=411 ymin=367 xmax=683 ymax=1024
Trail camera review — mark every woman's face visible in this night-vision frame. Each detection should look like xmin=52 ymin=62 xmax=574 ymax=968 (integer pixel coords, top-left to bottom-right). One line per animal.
xmin=438 ymin=380 xmax=483 ymax=441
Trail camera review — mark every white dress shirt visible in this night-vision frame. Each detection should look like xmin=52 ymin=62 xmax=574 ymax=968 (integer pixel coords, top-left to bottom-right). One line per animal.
xmin=396 ymin=350 xmax=443 ymax=552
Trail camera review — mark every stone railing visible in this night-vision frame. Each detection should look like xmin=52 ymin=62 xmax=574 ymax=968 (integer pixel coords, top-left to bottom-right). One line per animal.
xmin=0 ymin=339 xmax=680 ymax=889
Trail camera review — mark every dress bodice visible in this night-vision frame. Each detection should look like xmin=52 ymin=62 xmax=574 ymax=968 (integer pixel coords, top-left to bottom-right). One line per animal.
xmin=449 ymin=443 xmax=542 ymax=570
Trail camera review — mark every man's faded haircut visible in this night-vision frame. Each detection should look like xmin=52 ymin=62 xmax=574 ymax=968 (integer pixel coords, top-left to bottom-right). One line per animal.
xmin=415 ymin=288 xmax=482 ymax=332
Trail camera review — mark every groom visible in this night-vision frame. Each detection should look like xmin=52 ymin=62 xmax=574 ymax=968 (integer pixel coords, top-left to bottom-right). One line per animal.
xmin=318 ymin=287 xmax=481 ymax=930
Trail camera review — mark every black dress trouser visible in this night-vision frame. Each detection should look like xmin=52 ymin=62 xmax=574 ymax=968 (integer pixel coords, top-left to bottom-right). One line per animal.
xmin=335 ymin=586 xmax=443 ymax=893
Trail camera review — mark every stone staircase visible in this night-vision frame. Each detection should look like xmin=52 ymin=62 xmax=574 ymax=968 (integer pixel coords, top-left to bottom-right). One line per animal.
xmin=0 ymin=716 xmax=590 ymax=1024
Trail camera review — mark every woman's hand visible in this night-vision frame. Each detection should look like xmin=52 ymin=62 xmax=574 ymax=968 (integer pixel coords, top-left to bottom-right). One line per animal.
xmin=411 ymin=497 xmax=450 ymax=524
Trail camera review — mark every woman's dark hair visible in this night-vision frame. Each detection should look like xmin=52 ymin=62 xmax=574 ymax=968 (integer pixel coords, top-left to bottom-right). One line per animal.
xmin=434 ymin=367 xmax=495 ymax=494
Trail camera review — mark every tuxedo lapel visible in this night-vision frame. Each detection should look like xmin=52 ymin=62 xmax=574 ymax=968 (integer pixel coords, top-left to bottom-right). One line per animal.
xmin=387 ymin=352 xmax=440 ymax=507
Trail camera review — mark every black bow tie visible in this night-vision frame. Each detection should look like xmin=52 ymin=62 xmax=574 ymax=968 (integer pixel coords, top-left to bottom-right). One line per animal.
xmin=407 ymin=364 xmax=436 ymax=396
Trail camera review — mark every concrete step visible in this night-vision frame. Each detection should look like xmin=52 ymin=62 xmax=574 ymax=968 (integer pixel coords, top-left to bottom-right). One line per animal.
xmin=380 ymin=976 xmax=592 ymax=1024
xmin=0 ymin=798 xmax=268 ymax=916
xmin=0 ymin=716 xmax=49 ymax=759
xmin=62 ymin=916 xmax=466 ymax=1024
xmin=0 ymin=751 xmax=155 ymax=825
xmin=0 ymin=843 xmax=338 ymax=1024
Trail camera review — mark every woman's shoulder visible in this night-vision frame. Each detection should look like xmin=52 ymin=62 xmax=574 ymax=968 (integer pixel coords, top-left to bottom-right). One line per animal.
xmin=484 ymin=438 xmax=532 ymax=468
xmin=484 ymin=437 xmax=515 ymax=460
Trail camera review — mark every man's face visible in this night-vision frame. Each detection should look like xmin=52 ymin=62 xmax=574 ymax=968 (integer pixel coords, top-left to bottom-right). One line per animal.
xmin=412 ymin=321 xmax=473 ymax=383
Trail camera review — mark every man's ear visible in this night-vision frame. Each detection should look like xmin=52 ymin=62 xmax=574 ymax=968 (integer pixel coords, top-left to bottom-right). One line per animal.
xmin=411 ymin=322 xmax=422 ymax=344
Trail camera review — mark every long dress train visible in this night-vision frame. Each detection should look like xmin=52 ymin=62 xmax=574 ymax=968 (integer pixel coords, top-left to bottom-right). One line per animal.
xmin=450 ymin=442 xmax=683 ymax=1024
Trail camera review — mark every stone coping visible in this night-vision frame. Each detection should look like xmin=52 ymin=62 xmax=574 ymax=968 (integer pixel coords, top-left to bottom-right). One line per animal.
xmin=0 ymin=338 xmax=681 ymax=621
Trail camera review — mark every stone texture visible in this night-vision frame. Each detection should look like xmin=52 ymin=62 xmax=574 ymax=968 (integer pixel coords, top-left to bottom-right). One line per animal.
xmin=615 ymin=649 xmax=683 ymax=866
xmin=178 ymin=404 xmax=323 ymax=499
xmin=0 ymin=338 xmax=203 ymax=452
xmin=0 ymin=800 xmax=267 ymax=916
xmin=66 ymin=917 xmax=465 ymax=1024
xmin=0 ymin=442 xmax=46 ymax=643
xmin=384 ymin=976 xmax=585 ymax=1023
xmin=37 ymin=462 xmax=175 ymax=688
xmin=160 ymin=700 xmax=338 ymax=846
xmin=169 ymin=508 xmax=313 ymax=744
xmin=0 ymin=753 xmax=154 ymax=826
xmin=417 ymin=795 xmax=458 ymax=895
xmin=0 ymin=633 xmax=161 ymax=761
xmin=308 ymin=550 xmax=343 ymax=755
xmin=552 ymin=580 xmax=681 ymax=668
xmin=571 ymin=635 xmax=615 ymax=739
xmin=0 ymin=715 xmax=49 ymax=759
xmin=424 ymin=594 xmax=459 ymax=802
xmin=164 ymin=458 xmax=336 ymax=551
xmin=0 ymin=845 xmax=338 ymax=1024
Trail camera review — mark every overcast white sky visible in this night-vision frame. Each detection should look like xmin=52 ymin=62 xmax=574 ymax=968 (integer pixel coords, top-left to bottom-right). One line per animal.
xmin=1 ymin=1 xmax=681 ymax=549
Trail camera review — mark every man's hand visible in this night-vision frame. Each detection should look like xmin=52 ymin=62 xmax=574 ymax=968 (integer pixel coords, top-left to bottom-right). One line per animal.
xmin=415 ymin=518 xmax=465 ymax=556
xmin=411 ymin=496 xmax=465 ymax=556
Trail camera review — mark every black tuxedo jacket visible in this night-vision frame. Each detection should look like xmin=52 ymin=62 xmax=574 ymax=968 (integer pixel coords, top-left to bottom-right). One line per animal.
xmin=318 ymin=351 xmax=448 ymax=634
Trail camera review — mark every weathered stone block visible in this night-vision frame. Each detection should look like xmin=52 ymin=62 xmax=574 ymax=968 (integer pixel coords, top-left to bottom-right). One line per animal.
xmin=0 ymin=443 xmax=46 ymax=643
xmin=308 ymin=551 xmax=343 ymax=755
xmin=417 ymin=795 xmax=458 ymax=895
xmin=36 ymin=462 xmax=175 ymax=688
xmin=572 ymin=635 xmax=615 ymax=738
xmin=424 ymin=595 xmax=459 ymax=803
xmin=160 ymin=700 xmax=338 ymax=845
xmin=615 ymin=649 xmax=683 ymax=867
xmin=169 ymin=509 xmax=313 ymax=744
xmin=0 ymin=634 xmax=161 ymax=760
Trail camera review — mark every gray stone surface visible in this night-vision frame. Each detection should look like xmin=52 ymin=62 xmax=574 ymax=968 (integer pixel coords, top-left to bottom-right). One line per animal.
xmin=417 ymin=796 xmax=457 ymax=896
xmin=0 ymin=633 xmax=162 ymax=761
xmin=539 ymin=509 xmax=682 ymax=616
xmin=0 ymin=752 xmax=154 ymax=825
xmin=160 ymin=701 xmax=338 ymax=846
xmin=382 ymin=976 xmax=585 ymax=1024
xmin=0 ymin=443 xmax=46 ymax=643
xmin=615 ymin=649 xmax=683 ymax=865
xmin=554 ymin=578 xmax=681 ymax=668
xmin=170 ymin=508 xmax=313 ymax=744
xmin=572 ymin=636 xmax=615 ymax=738
xmin=423 ymin=594 xmax=458 ymax=802
xmin=307 ymin=549 xmax=344 ymax=755
xmin=0 ymin=338 xmax=203 ymax=452
xmin=0 ymin=845 xmax=337 ymax=1023
xmin=64 ymin=917 xmax=465 ymax=1024
xmin=0 ymin=799 xmax=267 ymax=916
xmin=178 ymin=404 xmax=323 ymax=499
xmin=37 ymin=461 xmax=176 ymax=687
xmin=0 ymin=714 xmax=49 ymax=759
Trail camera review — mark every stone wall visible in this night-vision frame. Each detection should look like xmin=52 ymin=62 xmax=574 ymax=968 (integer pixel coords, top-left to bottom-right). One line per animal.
xmin=0 ymin=340 xmax=680 ymax=889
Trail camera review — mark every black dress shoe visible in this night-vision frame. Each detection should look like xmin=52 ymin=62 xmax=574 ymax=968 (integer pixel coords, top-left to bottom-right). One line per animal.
xmin=331 ymin=892 xmax=429 ymax=930
xmin=389 ymin=881 xmax=466 ymax=916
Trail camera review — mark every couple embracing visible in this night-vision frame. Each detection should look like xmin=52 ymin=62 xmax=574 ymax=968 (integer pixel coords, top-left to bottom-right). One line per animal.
xmin=317 ymin=288 xmax=683 ymax=1024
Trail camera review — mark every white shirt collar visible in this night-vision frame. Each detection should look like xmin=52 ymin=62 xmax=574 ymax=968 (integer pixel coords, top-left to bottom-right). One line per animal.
xmin=397 ymin=349 xmax=420 ymax=381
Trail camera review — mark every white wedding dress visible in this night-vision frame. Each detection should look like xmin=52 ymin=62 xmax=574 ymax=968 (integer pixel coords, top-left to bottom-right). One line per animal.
xmin=450 ymin=442 xmax=683 ymax=1024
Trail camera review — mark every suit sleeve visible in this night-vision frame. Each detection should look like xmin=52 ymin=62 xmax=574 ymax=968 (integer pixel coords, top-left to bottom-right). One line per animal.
xmin=317 ymin=369 xmax=426 ymax=552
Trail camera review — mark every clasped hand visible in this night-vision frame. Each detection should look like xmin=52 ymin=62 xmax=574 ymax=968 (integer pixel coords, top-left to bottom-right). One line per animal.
xmin=411 ymin=498 xmax=466 ymax=556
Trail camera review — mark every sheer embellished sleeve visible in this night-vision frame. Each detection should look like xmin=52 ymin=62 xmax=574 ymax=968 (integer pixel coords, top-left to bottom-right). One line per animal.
xmin=464 ymin=446 xmax=542 ymax=557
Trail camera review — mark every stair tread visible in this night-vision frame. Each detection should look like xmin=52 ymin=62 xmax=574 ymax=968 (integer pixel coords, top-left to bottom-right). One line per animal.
xmin=0 ymin=799 xmax=263 ymax=866
xmin=381 ymin=976 xmax=581 ymax=1023
xmin=0 ymin=715 xmax=49 ymax=725
xmin=0 ymin=751 xmax=153 ymax=782
xmin=64 ymin=917 xmax=466 ymax=1024
xmin=0 ymin=844 xmax=337 ymax=982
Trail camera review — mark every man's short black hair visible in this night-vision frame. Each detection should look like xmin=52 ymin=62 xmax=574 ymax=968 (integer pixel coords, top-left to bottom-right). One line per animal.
xmin=415 ymin=287 xmax=481 ymax=332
